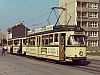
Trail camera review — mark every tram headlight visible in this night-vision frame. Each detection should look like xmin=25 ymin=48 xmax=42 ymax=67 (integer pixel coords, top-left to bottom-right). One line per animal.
xmin=79 ymin=51 xmax=83 ymax=56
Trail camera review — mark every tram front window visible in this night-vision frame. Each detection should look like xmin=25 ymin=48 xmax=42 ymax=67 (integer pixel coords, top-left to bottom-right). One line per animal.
xmin=67 ymin=35 xmax=85 ymax=46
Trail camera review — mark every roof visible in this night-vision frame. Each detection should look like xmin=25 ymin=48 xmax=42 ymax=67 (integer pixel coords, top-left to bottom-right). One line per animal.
xmin=7 ymin=23 xmax=30 ymax=32
xmin=28 ymin=25 xmax=84 ymax=36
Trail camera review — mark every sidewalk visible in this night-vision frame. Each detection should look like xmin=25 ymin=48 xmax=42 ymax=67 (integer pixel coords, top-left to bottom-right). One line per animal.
xmin=87 ymin=55 xmax=100 ymax=61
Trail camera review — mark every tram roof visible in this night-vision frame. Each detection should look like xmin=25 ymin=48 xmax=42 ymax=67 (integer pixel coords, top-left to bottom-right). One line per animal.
xmin=28 ymin=25 xmax=84 ymax=36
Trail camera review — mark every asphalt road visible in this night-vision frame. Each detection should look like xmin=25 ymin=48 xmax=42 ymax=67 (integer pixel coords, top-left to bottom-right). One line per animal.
xmin=0 ymin=50 xmax=99 ymax=75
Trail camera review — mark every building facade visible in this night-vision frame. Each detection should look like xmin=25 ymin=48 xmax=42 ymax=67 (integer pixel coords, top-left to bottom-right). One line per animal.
xmin=7 ymin=23 xmax=30 ymax=39
xmin=60 ymin=0 xmax=100 ymax=51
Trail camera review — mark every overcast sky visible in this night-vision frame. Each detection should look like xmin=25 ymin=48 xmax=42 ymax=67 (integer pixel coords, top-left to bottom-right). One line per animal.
xmin=0 ymin=0 xmax=59 ymax=32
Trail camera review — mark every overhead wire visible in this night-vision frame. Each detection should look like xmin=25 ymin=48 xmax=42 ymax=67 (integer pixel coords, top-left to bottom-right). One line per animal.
xmin=24 ymin=11 xmax=50 ymax=24
xmin=22 ymin=0 xmax=59 ymax=24
xmin=22 ymin=1 xmax=58 ymax=24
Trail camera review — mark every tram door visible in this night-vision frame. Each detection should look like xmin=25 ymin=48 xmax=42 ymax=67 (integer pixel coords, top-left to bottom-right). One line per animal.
xmin=10 ymin=40 xmax=13 ymax=54
xmin=59 ymin=33 xmax=66 ymax=61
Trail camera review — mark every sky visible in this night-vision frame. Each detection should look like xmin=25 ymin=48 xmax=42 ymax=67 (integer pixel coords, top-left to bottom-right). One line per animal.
xmin=0 ymin=0 xmax=59 ymax=32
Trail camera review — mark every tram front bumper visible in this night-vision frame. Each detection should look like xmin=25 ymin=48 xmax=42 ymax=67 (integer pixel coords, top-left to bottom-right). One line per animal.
xmin=66 ymin=57 xmax=86 ymax=61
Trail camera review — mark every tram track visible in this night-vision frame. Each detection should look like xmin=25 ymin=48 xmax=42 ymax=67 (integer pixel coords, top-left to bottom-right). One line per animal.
xmin=41 ymin=60 xmax=100 ymax=75
xmin=9 ymin=54 xmax=100 ymax=75
xmin=88 ymin=59 xmax=100 ymax=65
xmin=72 ymin=66 xmax=100 ymax=75
xmin=91 ymin=62 xmax=100 ymax=65
xmin=45 ymin=60 xmax=100 ymax=75
xmin=88 ymin=59 xmax=100 ymax=62
xmin=85 ymin=65 xmax=100 ymax=69
xmin=30 ymin=58 xmax=100 ymax=74
xmin=68 ymin=60 xmax=100 ymax=74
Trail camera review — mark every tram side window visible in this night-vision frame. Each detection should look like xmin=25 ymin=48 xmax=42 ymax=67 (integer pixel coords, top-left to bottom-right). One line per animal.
xmin=33 ymin=37 xmax=35 ymax=45
xmin=30 ymin=37 xmax=33 ymax=45
xmin=14 ymin=40 xmax=19 ymax=45
xmin=23 ymin=39 xmax=27 ymax=45
xmin=54 ymin=34 xmax=58 ymax=45
xmin=26 ymin=38 xmax=29 ymax=45
xmin=28 ymin=38 xmax=31 ymax=45
xmin=67 ymin=36 xmax=71 ymax=45
xmin=45 ymin=35 xmax=49 ymax=45
xmin=49 ymin=34 xmax=53 ymax=45
xmin=8 ymin=41 xmax=12 ymax=45
xmin=42 ymin=36 xmax=45 ymax=45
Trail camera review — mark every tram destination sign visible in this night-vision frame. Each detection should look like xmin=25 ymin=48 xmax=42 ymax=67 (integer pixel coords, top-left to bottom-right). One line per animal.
xmin=28 ymin=25 xmax=54 ymax=35
xmin=74 ymin=31 xmax=84 ymax=35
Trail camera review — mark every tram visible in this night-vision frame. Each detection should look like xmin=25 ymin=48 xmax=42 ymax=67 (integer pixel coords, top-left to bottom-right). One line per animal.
xmin=7 ymin=37 xmax=27 ymax=55
xmin=7 ymin=25 xmax=86 ymax=62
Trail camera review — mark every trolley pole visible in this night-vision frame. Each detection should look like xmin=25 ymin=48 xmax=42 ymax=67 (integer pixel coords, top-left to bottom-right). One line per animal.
xmin=81 ymin=0 xmax=82 ymax=28
xmin=65 ymin=3 xmax=67 ymax=25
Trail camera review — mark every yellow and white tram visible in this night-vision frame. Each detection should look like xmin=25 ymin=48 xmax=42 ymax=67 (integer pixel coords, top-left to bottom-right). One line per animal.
xmin=8 ymin=37 xmax=27 ymax=55
xmin=8 ymin=25 xmax=86 ymax=62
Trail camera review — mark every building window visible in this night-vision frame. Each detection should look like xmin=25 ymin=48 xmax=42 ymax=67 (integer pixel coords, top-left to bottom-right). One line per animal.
xmin=77 ymin=12 xmax=88 ymax=18
xmin=90 ymin=22 xmax=98 ymax=27
xmin=85 ymin=31 xmax=88 ymax=36
xmin=89 ymin=12 xmax=98 ymax=18
xmin=77 ymin=21 xmax=81 ymax=27
xmin=77 ymin=2 xmax=87 ymax=8
xmin=77 ymin=11 xmax=81 ymax=18
xmin=90 ymin=41 xmax=98 ymax=46
xmin=89 ymin=3 xmax=98 ymax=9
xmin=77 ymin=1 xmax=81 ymax=7
xmin=90 ymin=31 xmax=98 ymax=37
xmin=82 ymin=22 xmax=87 ymax=27
xmin=82 ymin=12 xmax=88 ymax=18
xmin=82 ymin=2 xmax=87 ymax=8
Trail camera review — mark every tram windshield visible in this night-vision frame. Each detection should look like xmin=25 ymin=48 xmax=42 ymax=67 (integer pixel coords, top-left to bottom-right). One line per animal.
xmin=67 ymin=35 xmax=85 ymax=46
